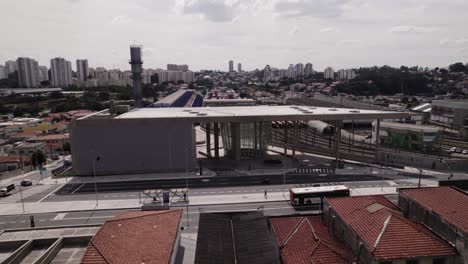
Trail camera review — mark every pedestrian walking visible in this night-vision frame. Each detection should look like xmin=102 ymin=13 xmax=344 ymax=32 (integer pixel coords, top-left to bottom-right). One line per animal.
xmin=264 ymin=190 xmax=268 ymax=199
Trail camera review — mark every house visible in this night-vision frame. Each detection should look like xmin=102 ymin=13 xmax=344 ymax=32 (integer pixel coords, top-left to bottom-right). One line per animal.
xmin=323 ymin=195 xmax=457 ymax=264
xmin=399 ymin=187 xmax=468 ymax=263
xmin=81 ymin=210 xmax=182 ymax=264
xmin=271 ymin=215 xmax=356 ymax=264
xmin=195 ymin=211 xmax=280 ymax=264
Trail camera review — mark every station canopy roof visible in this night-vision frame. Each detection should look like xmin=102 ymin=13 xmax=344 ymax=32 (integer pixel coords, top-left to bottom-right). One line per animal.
xmin=115 ymin=105 xmax=411 ymax=122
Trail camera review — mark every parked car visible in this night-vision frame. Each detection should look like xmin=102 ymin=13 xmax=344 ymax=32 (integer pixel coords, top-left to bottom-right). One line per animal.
xmin=463 ymin=150 xmax=468 ymax=155
xmin=449 ymin=147 xmax=457 ymax=153
xmin=455 ymin=148 xmax=463 ymax=153
xmin=20 ymin=180 xmax=33 ymax=187
xmin=0 ymin=184 xmax=15 ymax=197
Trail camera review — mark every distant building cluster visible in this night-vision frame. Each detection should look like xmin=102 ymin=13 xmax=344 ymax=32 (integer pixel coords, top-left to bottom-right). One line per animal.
xmin=324 ymin=67 xmax=356 ymax=80
xmin=1 ymin=57 xmax=195 ymax=88
xmin=264 ymin=62 xmax=315 ymax=82
xmin=228 ymin=60 xmax=242 ymax=73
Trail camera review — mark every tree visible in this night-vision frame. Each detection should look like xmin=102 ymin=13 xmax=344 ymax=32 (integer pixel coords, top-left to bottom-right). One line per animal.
xmin=98 ymin=92 xmax=110 ymax=101
xmin=31 ymin=150 xmax=46 ymax=168
xmin=62 ymin=142 xmax=71 ymax=152
xmin=50 ymin=91 xmax=63 ymax=99
xmin=449 ymin=62 xmax=466 ymax=73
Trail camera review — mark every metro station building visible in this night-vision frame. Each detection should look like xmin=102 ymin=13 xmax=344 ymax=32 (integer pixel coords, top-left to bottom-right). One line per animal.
xmin=70 ymin=105 xmax=409 ymax=176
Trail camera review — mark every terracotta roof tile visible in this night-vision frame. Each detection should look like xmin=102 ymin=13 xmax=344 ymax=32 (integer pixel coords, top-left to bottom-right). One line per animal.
xmin=271 ymin=216 xmax=355 ymax=264
xmin=81 ymin=210 xmax=182 ymax=264
xmin=326 ymin=196 xmax=456 ymax=261
xmin=400 ymin=187 xmax=468 ymax=232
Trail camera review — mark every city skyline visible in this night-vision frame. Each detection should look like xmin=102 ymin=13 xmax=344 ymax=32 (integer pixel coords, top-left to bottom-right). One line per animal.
xmin=1 ymin=0 xmax=468 ymax=71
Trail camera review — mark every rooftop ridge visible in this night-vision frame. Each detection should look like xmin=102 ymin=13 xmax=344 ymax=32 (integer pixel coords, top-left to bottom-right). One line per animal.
xmin=281 ymin=217 xmax=307 ymax=248
xmin=106 ymin=209 xmax=181 ymax=223
xmin=373 ymin=215 xmax=392 ymax=251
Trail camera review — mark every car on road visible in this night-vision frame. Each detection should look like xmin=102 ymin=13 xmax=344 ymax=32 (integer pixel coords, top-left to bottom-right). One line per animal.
xmin=463 ymin=150 xmax=468 ymax=155
xmin=456 ymin=148 xmax=463 ymax=153
xmin=262 ymin=178 xmax=270 ymax=185
xmin=0 ymin=184 xmax=15 ymax=197
xmin=449 ymin=147 xmax=457 ymax=153
xmin=264 ymin=159 xmax=282 ymax=165
xmin=20 ymin=180 xmax=33 ymax=187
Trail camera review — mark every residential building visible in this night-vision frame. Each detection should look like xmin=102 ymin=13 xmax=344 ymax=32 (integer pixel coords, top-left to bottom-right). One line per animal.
xmin=271 ymin=215 xmax=355 ymax=263
xmin=323 ymin=195 xmax=457 ymax=264
xmin=229 ymin=60 xmax=234 ymax=72
xmin=38 ymin=66 xmax=48 ymax=82
xmin=287 ymin=64 xmax=297 ymax=79
xmin=195 ymin=212 xmax=280 ymax=264
xmin=296 ymin=63 xmax=304 ymax=79
xmin=337 ymin=69 xmax=356 ymax=80
xmin=237 ymin=62 xmax=242 ymax=72
xmin=431 ymin=100 xmax=468 ymax=140
xmin=324 ymin=67 xmax=335 ymax=80
xmin=264 ymin=65 xmax=272 ymax=82
xmin=16 ymin=57 xmax=40 ymax=88
xmin=167 ymin=64 xmax=189 ymax=71
xmin=0 ymin=65 xmax=5 ymax=79
xmin=76 ymin=59 xmax=89 ymax=81
xmin=7 ymin=142 xmax=45 ymax=156
xmin=399 ymin=187 xmax=468 ymax=263
xmin=50 ymin=57 xmax=73 ymax=87
xmin=27 ymin=133 xmax=70 ymax=156
xmin=305 ymin=63 xmax=314 ymax=77
xmin=4 ymin=60 xmax=17 ymax=75
xmin=81 ymin=210 xmax=182 ymax=264
xmin=156 ymin=70 xmax=194 ymax=83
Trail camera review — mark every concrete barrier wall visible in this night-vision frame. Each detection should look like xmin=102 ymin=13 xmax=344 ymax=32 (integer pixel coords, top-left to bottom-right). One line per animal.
xmin=377 ymin=151 xmax=468 ymax=172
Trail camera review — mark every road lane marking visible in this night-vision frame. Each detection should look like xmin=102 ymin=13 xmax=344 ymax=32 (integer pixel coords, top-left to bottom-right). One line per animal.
xmin=53 ymin=216 xmax=111 ymax=221
xmin=53 ymin=213 xmax=67 ymax=220
xmin=37 ymin=184 xmax=66 ymax=203
xmin=71 ymin=183 xmax=85 ymax=194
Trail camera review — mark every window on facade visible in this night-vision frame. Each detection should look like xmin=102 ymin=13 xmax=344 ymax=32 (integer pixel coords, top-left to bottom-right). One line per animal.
xmin=379 ymin=261 xmax=392 ymax=264
xmin=433 ymin=258 xmax=445 ymax=264
xmin=406 ymin=260 xmax=419 ymax=264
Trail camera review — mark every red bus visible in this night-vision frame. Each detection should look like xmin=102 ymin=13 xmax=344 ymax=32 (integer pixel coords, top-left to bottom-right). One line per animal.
xmin=290 ymin=185 xmax=350 ymax=206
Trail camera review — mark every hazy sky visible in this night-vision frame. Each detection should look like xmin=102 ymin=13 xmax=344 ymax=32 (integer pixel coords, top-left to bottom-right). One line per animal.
xmin=1 ymin=0 xmax=467 ymax=71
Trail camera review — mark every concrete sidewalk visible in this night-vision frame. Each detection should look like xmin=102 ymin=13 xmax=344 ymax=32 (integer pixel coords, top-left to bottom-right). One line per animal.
xmin=0 ymin=179 xmax=438 ymax=216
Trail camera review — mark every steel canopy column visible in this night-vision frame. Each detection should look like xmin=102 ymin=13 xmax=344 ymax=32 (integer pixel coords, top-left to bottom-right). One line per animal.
xmin=214 ymin=123 xmax=219 ymax=159
xmin=284 ymin=122 xmax=288 ymax=156
xmin=231 ymin=122 xmax=241 ymax=160
xmin=206 ymin=123 xmax=211 ymax=157
xmin=334 ymin=120 xmax=342 ymax=163
xmin=375 ymin=119 xmax=381 ymax=162
xmin=292 ymin=121 xmax=298 ymax=157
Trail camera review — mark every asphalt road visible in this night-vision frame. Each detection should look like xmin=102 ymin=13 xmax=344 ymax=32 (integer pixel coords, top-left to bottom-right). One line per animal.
xmin=0 ymin=201 xmax=306 ymax=233
xmin=55 ymin=173 xmax=390 ymax=195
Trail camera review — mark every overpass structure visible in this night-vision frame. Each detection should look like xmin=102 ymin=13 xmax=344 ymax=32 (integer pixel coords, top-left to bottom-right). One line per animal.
xmin=71 ymin=105 xmax=411 ymax=176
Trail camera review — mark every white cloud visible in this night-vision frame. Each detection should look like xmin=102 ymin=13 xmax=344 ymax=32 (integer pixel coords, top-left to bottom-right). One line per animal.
xmin=274 ymin=0 xmax=349 ymax=19
xmin=175 ymin=0 xmax=240 ymax=22
xmin=110 ymin=15 xmax=132 ymax=25
xmin=389 ymin=26 xmax=435 ymax=34
xmin=289 ymin=25 xmax=299 ymax=36
xmin=320 ymin=27 xmax=336 ymax=33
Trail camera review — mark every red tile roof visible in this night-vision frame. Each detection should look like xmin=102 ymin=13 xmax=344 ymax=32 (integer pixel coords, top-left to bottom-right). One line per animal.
xmin=29 ymin=133 xmax=69 ymax=141
xmin=271 ymin=216 xmax=356 ymax=264
xmin=326 ymin=195 xmax=456 ymax=261
xmin=400 ymin=187 xmax=468 ymax=233
xmin=0 ymin=156 xmax=21 ymax=163
xmin=81 ymin=210 xmax=182 ymax=264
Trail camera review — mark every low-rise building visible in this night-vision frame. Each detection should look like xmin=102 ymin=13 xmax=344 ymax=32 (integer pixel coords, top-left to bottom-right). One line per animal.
xmin=323 ymin=195 xmax=457 ymax=264
xmin=81 ymin=210 xmax=182 ymax=264
xmin=7 ymin=142 xmax=45 ymax=156
xmin=399 ymin=187 xmax=468 ymax=263
xmin=195 ymin=212 xmax=280 ymax=264
xmin=27 ymin=133 xmax=69 ymax=155
xmin=373 ymin=121 xmax=441 ymax=152
xmin=271 ymin=215 xmax=355 ymax=263
xmin=431 ymin=100 xmax=468 ymax=140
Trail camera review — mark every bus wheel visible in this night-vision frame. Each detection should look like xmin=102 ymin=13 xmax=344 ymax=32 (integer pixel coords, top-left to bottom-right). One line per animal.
xmin=306 ymin=200 xmax=312 ymax=206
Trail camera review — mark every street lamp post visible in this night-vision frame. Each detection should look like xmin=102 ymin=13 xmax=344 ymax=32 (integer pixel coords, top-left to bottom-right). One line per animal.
xmin=439 ymin=158 xmax=453 ymax=180
xmin=92 ymin=156 xmax=101 ymax=206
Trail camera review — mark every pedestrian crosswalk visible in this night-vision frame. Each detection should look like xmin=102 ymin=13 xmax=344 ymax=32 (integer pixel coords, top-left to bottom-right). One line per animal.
xmin=214 ymin=169 xmax=248 ymax=177
xmin=288 ymin=167 xmax=334 ymax=175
